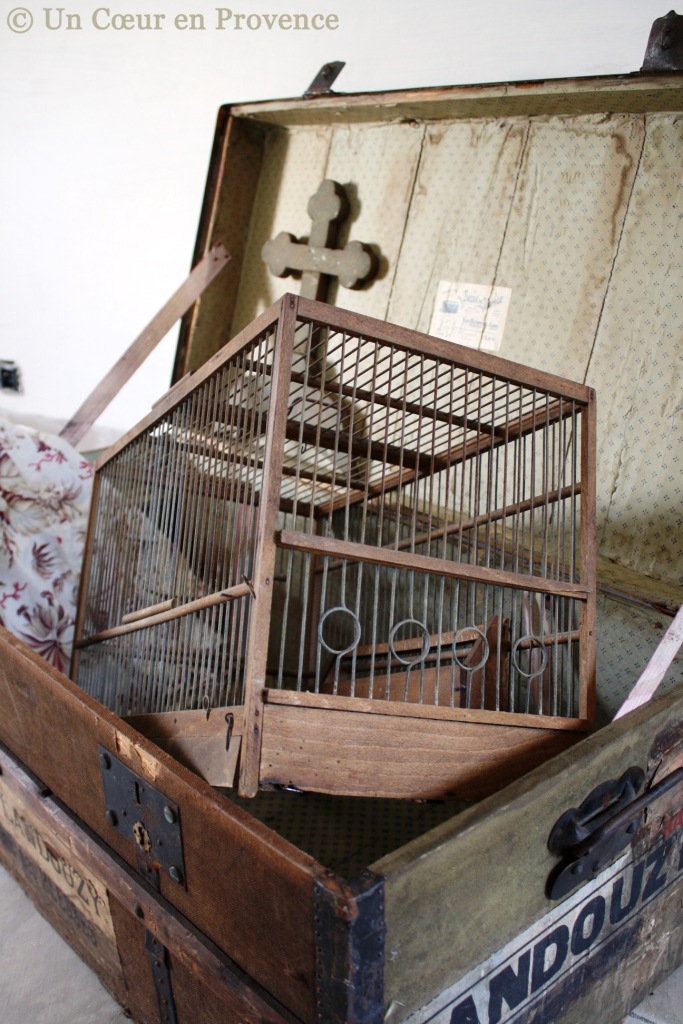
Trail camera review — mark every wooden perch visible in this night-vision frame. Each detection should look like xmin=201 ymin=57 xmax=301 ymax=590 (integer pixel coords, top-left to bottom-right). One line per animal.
xmin=75 ymin=580 xmax=252 ymax=649
xmin=59 ymin=243 xmax=231 ymax=447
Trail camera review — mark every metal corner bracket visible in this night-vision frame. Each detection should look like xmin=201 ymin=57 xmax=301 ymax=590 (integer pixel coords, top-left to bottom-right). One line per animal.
xmin=313 ymin=867 xmax=385 ymax=1024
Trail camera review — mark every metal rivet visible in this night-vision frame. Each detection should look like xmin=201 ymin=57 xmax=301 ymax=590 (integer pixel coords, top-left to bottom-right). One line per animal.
xmin=169 ymin=865 xmax=183 ymax=885
xmin=99 ymin=752 xmax=111 ymax=770
xmin=163 ymin=805 xmax=176 ymax=825
xmin=571 ymin=861 xmax=584 ymax=875
xmin=105 ymin=809 xmax=118 ymax=827
xmin=133 ymin=903 xmax=144 ymax=920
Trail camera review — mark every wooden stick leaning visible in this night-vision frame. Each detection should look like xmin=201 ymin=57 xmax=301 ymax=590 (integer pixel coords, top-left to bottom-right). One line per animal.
xmin=613 ymin=603 xmax=683 ymax=719
xmin=59 ymin=243 xmax=231 ymax=447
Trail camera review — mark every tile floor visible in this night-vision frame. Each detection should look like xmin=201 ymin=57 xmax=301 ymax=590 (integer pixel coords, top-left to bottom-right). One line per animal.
xmin=1 ymin=862 xmax=682 ymax=1024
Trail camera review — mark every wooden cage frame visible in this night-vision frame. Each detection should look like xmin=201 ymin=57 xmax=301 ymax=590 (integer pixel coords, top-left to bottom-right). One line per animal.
xmin=72 ymin=293 xmax=596 ymax=801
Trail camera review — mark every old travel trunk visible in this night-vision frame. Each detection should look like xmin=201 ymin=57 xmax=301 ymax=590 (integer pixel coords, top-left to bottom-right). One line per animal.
xmin=1 ymin=63 xmax=683 ymax=1024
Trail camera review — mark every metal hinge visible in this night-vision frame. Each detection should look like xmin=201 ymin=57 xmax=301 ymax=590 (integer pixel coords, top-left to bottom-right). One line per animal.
xmin=304 ymin=61 xmax=346 ymax=97
xmin=642 ymin=10 xmax=683 ymax=72
xmin=145 ymin=930 xmax=178 ymax=1024
xmin=98 ymin=746 xmax=186 ymax=891
xmin=547 ymin=765 xmax=683 ymax=900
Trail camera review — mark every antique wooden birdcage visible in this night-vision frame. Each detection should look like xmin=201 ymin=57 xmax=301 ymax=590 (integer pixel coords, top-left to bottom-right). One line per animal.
xmin=72 ymin=293 xmax=596 ymax=800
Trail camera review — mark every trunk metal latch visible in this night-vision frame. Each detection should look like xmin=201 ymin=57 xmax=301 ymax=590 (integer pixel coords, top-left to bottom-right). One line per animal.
xmin=547 ymin=765 xmax=683 ymax=900
xmin=98 ymin=745 xmax=186 ymax=891
xmin=145 ymin=931 xmax=179 ymax=1024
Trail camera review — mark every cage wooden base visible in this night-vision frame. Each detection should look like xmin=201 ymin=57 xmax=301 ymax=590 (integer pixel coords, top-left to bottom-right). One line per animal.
xmin=126 ymin=697 xmax=584 ymax=801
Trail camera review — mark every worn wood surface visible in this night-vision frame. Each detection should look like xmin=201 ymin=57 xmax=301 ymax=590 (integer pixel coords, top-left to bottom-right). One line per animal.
xmin=0 ymin=626 xmax=320 ymax=1023
xmin=278 ymin=529 xmax=589 ymax=600
xmin=125 ymin=707 xmax=244 ymax=787
xmin=60 ymin=243 xmax=230 ymax=447
xmin=230 ymin=76 xmax=683 ymax=128
xmin=265 ymin=688 xmax=589 ymax=733
xmin=375 ymin=681 xmax=683 ymax=1022
xmin=71 ymin=469 xmax=101 ymax=682
xmin=319 ymin=664 xmax=464 ymax=707
xmin=402 ymin=730 xmax=683 ymax=1023
xmin=237 ymin=294 xmax=297 ymax=798
xmin=596 ymin=553 xmax=683 ymax=617
xmin=121 ymin=598 xmax=178 ymax=624
xmin=0 ymin=745 xmax=301 ymax=1024
xmin=0 ymin=747 xmax=122 ymax=990
xmin=403 ymin=837 xmax=683 ymax=1024
xmin=259 ymin=701 xmax=580 ymax=801
xmin=76 ymin=581 xmax=252 ymax=648
xmin=175 ymin=113 xmax=267 ymax=377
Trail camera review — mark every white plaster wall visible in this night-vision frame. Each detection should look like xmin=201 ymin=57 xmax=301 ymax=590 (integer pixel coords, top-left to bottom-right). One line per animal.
xmin=0 ymin=0 xmax=671 ymax=442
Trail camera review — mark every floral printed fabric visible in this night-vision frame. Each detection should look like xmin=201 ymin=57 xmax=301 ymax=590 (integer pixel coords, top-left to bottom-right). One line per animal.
xmin=0 ymin=417 xmax=93 ymax=673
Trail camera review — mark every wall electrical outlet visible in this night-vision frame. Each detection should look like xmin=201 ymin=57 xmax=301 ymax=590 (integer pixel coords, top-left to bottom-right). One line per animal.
xmin=0 ymin=361 xmax=21 ymax=393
